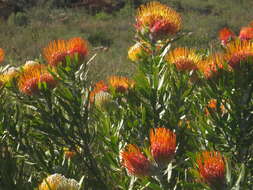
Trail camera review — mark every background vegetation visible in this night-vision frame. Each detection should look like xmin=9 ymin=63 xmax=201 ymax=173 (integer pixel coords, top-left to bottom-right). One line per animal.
xmin=1 ymin=0 xmax=253 ymax=81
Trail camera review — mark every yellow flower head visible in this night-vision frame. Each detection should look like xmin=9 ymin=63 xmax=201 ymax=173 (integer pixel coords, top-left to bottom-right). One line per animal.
xmin=128 ymin=42 xmax=150 ymax=62
xmin=225 ymin=40 xmax=253 ymax=69
xmin=136 ymin=1 xmax=182 ymax=37
xmin=166 ymin=47 xmax=201 ymax=71
xmin=0 ymin=48 xmax=4 ymax=64
xmin=108 ymin=75 xmax=135 ymax=93
xmin=0 ymin=67 xmax=19 ymax=86
xmin=18 ymin=64 xmax=57 ymax=95
xmin=39 ymin=174 xmax=80 ymax=190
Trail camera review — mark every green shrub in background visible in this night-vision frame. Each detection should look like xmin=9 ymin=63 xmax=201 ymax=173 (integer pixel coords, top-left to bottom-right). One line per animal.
xmin=7 ymin=12 xmax=29 ymax=26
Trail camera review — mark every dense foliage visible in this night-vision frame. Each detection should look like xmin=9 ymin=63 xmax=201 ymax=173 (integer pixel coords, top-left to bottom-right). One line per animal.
xmin=0 ymin=1 xmax=252 ymax=190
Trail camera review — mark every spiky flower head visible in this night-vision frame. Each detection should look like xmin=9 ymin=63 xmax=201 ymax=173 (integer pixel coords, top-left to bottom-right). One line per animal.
xmin=198 ymin=53 xmax=226 ymax=79
xmin=0 ymin=48 xmax=4 ymax=64
xmin=90 ymin=80 xmax=108 ymax=104
xmin=43 ymin=37 xmax=88 ymax=67
xmin=18 ymin=64 xmax=57 ymax=96
xmin=150 ymin=128 xmax=176 ymax=167
xmin=136 ymin=1 xmax=182 ymax=39
xmin=166 ymin=47 xmax=201 ymax=71
xmin=218 ymin=27 xmax=236 ymax=46
xmin=39 ymin=173 xmax=80 ymax=190
xmin=43 ymin=39 xmax=68 ymax=67
xmin=67 ymin=37 xmax=88 ymax=61
xmin=108 ymin=76 xmax=135 ymax=93
xmin=196 ymin=151 xmax=226 ymax=188
xmin=225 ymin=40 xmax=253 ymax=69
xmin=239 ymin=27 xmax=253 ymax=40
xmin=121 ymin=144 xmax=152 ymax=177
xmin=128 ymin=42 xmax=150 ymax=62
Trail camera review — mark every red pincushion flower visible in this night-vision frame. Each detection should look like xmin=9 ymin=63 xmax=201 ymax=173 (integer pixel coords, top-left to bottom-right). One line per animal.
xmin=239 ymin=27 xmax=253 ymax=40
xmin=150 ymin=128 xmax=176 ymax=167
xmin=196 ymin=151 xmax=226 ymax=188
xmin=218 ymin=28 xmax=236 ymax=46
xmin=121 ymin=144 xmax=152 ymax=177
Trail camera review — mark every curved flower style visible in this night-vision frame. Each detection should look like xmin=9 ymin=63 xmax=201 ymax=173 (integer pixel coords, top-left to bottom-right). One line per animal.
xmin=150 ymin=128 xmax=176 ymax=167
xmin=218 ymin=27 xmax=236 ymax=46
xmin=39 ymin=173 xmax=80 ymax=190
xmin=198 ymin=53 xmax=226 ymax=79
xmin=239 ymin=27 xmax=253 ymax=40
xmin=121 ymin=144 xmax=152 ymax=177
xmin=0 ymin=48 xmax=4 ymax=64
xmin=225 ymin=40 xmax=253 ymax=68
xmin=166 ymin=47 xmax=201 ymax=71
xmin=136 ymin=1 xmax=182 ymax=38
xmin=196 ymin=151 xmax=226 ymax=188
xmin=43 ymin=37 xmax=88 ymax=66
xmin=108 ymin=75 xmax=135 ymax=93
xmin=90 ymin=80 xmax=108 ymax=104
xmin=18 ymin=64 xmax=57 ymax=95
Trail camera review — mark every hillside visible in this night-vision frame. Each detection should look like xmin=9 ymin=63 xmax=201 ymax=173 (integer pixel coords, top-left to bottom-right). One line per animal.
xmin=0 ymin=0 xmax=252 ymax=81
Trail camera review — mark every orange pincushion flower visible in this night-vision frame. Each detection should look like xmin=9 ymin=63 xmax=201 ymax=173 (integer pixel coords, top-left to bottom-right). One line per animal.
xmin=108 ymin=76 xmax=135 ymax=93
xmin=218 ymin=28 xmax=236 ymax=46
xmin=43 ymin=39 xmax=68 ymax=67
xmin=67 ymin=37 xmax=88 ymax=60
xmin=18 ymin=64 xmax=57 ymax=95
xmin=225 ymin=40 xmax=253 ymax=68
xmin=43 ymin=37 xmax=88 ymax=66
xmin=166 ymin=47 xmax=201 ymax=71
xmin=239 ymin=27 xmax=253 ymax=40
xmin=0 ymin=48 xmax=4 ymax=64
xmin=198 ymin=53 xmax=226 ymax=79
xmin=121 ymin=144 xmax=152 ymax=177
xmin=196 ymin=151 xmax=226 ymax=188
xmin=136 ymin=1 xmax=182 ymax=38
xmin=90 ymin=80 xmax=108 ymax=104
xmin=150 ymin=128 xmax=176 ymax=167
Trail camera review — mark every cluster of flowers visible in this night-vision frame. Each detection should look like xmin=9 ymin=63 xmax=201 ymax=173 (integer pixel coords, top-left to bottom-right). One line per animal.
xmin=0 ymin=37 xmax=88 ymax=96
xmin=89 ymin=76 xmax=135 ymax=108
xmin=125 ymin=1 xmax=229 ymax=189
xmin=128 ymin=2 xmax=253 ymax=81
xmin=120 ymin=127 xmax=225 ymax=188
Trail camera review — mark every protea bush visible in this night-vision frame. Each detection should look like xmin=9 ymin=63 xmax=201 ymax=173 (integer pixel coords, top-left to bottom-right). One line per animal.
xmin=0 ymin=1 xmax=252 ymax=190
